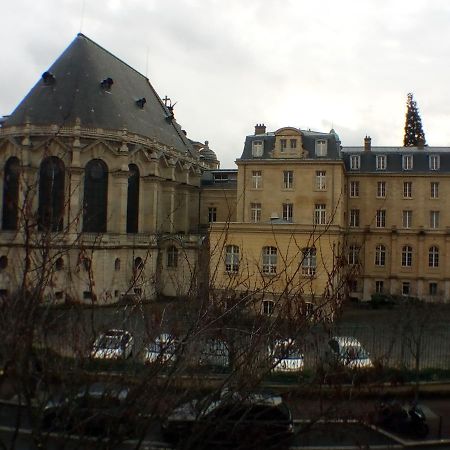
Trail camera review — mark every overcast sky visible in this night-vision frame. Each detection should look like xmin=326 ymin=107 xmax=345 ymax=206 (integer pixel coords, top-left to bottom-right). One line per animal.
xmin=2 ymin=0 xmax=450 ymax=168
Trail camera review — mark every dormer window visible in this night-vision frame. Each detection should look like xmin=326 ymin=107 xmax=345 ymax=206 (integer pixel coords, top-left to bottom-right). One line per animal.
xmin=350 ymin=155 xmax=360 ymax=170
xmin=376 ymin=155 xmax=386 ymax=170
xmin=315 ymin=140 xmax=327 ymax=157
xmin=429 ymin=155 xmax=440 ymax=171
xmin=402 ymin=155 xmax=413 ymax=170
xmin=252 ymin=140 xmax=264 ymax=157
xmin=290 ymin=139 xmax=297 ymax=149
xmin=280 ymin=139 xmax=287 ymax=151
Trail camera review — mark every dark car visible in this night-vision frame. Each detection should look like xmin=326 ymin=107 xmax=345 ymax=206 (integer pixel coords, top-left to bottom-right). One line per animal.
xmin=42 ymin=383 xmax=134 ymax=437
xmin=162 ymin=390 xmax=294 ymax=449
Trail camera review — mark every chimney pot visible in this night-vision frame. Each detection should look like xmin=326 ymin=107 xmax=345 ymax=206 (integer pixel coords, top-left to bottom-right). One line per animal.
xmin=255 ymin=123 xmax=266 ymax=135
xmin=364 ymin=135 xmax=371 ymax=152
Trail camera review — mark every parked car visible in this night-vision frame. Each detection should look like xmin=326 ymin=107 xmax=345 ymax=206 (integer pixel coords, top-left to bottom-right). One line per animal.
xmin=144 ymin=333 xmax=178 ymax=364
xmin=42 ymin=383 xmax=134 ymax=437
xmin=162 ymin=390 xmax=294 ymax=448
xmin=198 ymin=338 xmax=229 ymax=368
xmin=91 ymin=329 xmax=134 ymax=359
xmin=269 ymin=338 xmax=304 ymax=372
xmin=327 ymin=336 xmax=373 ymax=368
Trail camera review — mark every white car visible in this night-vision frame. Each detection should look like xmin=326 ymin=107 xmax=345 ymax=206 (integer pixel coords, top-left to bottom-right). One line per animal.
xmin=144 ymin=333 xmax=178 ymax=364
xmin=270 ymin=338 xmax=304 ymax=372
xmin=327 ymin=336 xmax=372 ymax=369
xmin=91 ymin=329 xmax=134 ymax=359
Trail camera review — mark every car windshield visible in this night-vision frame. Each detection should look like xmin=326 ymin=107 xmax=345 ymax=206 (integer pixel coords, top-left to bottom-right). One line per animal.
xmin=342 ymin=345 xmax=369 ymax=360
xmin=272 ymin=341 xmax=303 ymax=359
xmin=96 ymin=336 xmax=121 ymax=349
xmin=148 ymin=340 xmax=176 ymax=353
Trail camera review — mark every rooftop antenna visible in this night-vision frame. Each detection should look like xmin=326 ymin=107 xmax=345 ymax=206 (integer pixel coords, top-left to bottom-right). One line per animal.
xmin=79 ymin=0 xmax=86 ymax=33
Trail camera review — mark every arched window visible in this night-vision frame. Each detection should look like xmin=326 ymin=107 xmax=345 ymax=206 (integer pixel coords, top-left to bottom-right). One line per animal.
xmin=374 ymin=244 xmax=386 ymax=267
xmin=114 ymin=258 xmax=121 ymax=271
xmin=225 ymin=245 xmax=239 ymax=273
xmin=83 ymin=257 xmax=91 ymax=272
xmin=38 ymin=157 xmax=65 ymax=231
xmin=262 ymin=246 xmax=277 ymax=274
xmin=301 ymin=247 xmax=316 ymax=276
xmin=126 ymin=164 xmax=140 ymax=234
xmin=401 ymin=245 xmax=412 ymax=267
xmin=55 ymin=257 xmax=64 ymax=271
xmin=429 ymin=246 xmax=439 ymax=268
xmin=134 ymin=257 xmax=143 ymax=271
xmin=167 ymin=246 xmax=178 ymax=268
xmin=0 ymin=255 xmax=8 ymax=270
xmin=2 ymin=157 xmax=20 ymax=230
xmin=83 ymin=159 xmax=108 ymax=233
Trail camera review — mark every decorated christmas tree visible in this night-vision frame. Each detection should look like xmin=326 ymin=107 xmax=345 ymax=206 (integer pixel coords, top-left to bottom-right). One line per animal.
xmin=403 ymin=93 xmax=426 ymax=147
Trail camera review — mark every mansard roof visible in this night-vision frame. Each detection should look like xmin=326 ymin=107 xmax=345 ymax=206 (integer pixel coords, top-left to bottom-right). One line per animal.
xmin=4 ymin=33 xmax=196 ymax=157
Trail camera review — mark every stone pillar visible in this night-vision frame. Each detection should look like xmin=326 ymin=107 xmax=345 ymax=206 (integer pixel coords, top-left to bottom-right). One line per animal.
xmin=68 ymin=167 xmax=83 ymax=236
xmin=111 ymin=170 xmax=129 ymax=234
xmin=142 ymin=177 xmax=159 ymax=233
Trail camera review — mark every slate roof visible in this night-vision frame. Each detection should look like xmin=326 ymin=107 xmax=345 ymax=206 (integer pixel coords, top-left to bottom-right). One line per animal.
xmin=238 ymin=129 xmax=341 ymax=160
xmin=4 ymin=33 xmax=196 ymax=157
xmin=341 ymin=146 xmax=450 ymax=173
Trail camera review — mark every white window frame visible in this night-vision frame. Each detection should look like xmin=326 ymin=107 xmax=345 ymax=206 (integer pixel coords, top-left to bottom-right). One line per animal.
xmin=403 ymin=181 xmax=412 ymax=198
xmin=250 ymin=203 xmax=261 ymax=223
xmin=401 ymin=245 xmax=413 ymax=267
xmin=350 ymin=155 xmax=360 ymax=170
xmin=402 ymin=282 xmax=411 ymax=296
xmin=301 ymin=248 xmax=317 ymax=276
xmin=208 ymin=207 xmax=217 ymax=223
xmin=349 ymin=181 xmax=359 ymax=198
xmin=262 ymin=300 xmax=275 ymax=315
xmin=315 ymin=170 xmax=326 ymax=190
xmin=376 ymin=155 xmax=386 ymax=170
xmin=252 ymin=170 xmax=262 ymax=189
xmin=430 ymin=210 xmax=440 ymax=229
xmin=429 ymin=246 xmax=439 ymax=268
xmin=429 ymin=155 xmax=440 ymax=171
xmin=377 ymin=181 xmax=386 ymax=198
xmin=315 ymin=139 xmax=328 ymax=157
xmin=348 ymin=245 xmax=360 ymax=265
xmin=252 ymin=140 xmax=263 ymax=157
xmin=375 ymin=244 xmax=386 ymax=267
xmin=402 ymin=210 xmax=412 ymax=229
xmin=375 ymin=280 xmax=384 ymax=293
xmin=262 ymin=246 xmax=277 ymax=275
xmin=402 ymin=154 xmax=413 ymax=170
xmin=349 ymin=209 xmax=359 ymax=227
xmin=314 ymin=204 xmax=326 ymax=225
xmin=225 ymin=245 xmax=239 ymax=273
xmin=282 ymin=203 xmax=293 ymax=222
xmin=283 ymin=170 xmax=293 ymax=189
xmin=376 ymin=209 xmax=386 ymax=228
xmin=431 ymin=182 xmax=439 ymax=199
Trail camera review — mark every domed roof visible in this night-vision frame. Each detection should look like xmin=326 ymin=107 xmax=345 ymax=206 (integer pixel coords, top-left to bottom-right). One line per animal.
xmin=199 ymin=141 xmax=218 ymax=161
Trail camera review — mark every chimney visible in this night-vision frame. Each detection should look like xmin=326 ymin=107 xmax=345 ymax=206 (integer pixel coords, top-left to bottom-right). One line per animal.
xmin=255 ymin=123 xmax=266 ymax=135
xmin=364 ymin=135 xmax=371 ymax=152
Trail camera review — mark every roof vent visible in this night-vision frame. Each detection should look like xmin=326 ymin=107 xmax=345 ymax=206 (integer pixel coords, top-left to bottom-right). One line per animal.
xmin=42 ymin=71 xmax=55 ymax=85
xmin=100 ymin=77 xmax=114 ymax=90
xmin=136 ymin=97 xmax=146 ymax=109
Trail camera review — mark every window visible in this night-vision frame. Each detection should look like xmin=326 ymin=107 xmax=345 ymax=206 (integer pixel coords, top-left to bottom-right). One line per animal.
xmin=377 ymin=181 xmax=386 ymax=198
xmin=349 ymin=181 xmax=359 ymax=197
xmin=402 ymin=210 xmax=412 ymax=229
xmin=2 ymin=157 xmax=20 ymax=231
xmin=376 ymin=155 xmax=386 ymax=170
xmin=430 ymin=211 xmax=440 ymax=229
xmin=250 ymin=203 xmax=261 ymax=222
xmin=431 ymin=182 xmax=439 ymax=199
xmin=83 ymin=159 xmax=108 ymax=233
xmin=83 ymin=257 xmax=91 ymax=272
xmin=429 ymin=246 xmax=439 ymax=268
xmin=114 ymin=258 xmax=121 ymax=271
xmin=280 ymin=139 xmax=287 ymax=151
xmin=429 ymin=282 xmax=438 ymax=296
xmin=0 ymin=256 xmax=7 ymax=270
xmin=134 ymin=257 xmax=144 ymax=271
xmin=348 ymin=279 xmax=357 ymax=292
xmin=350 ymin=155 xmax=360 ymax=170
xmin=126 ymin=164 xmax=139 ymax=233
xmin=401 ymin=245 xmax=412 ymax=267
xmin=315 ymin=171 xmax=326 ymax=190
xmin=375 ymin=244 xmax=386 ymax=267
xmin=252 ymin=170 xmax=262 ymax=189
xmin=38 ymin=156 xmax=65 ymax=232
xmin=283 ymin=170 xmax=293 ymax=189
xmin=262 ymin=246 xmax=277 ymax=275
xmin=402 ymin=282 xmax=410 ymax=296
xmin=349 ymin=209 xmax=359 ymax=227
xmin=403 ymin=182 xmax=412 ymax=198
xmin=314 ymin=204 xmax=326 ymax=225
xmin=55 ymin=257 xmax=64 ymax=271
xmin=348 ymin=245 xmax=360 ymax=265
xmin=252 ymin=140 xmax=263 ymax=157
xmin=429 ymin=155 xmax=440 ymax=171
xmin=375 ymin=280 xmax=384 ymax=293
xmin=167 ymin=246 xmax=178 ymax=268
xmin=402 ymin=155 xmax=413 ymax=170
xmin=301 ymin=248 xmax=316 ymax=276
xmin=262 ymin=300 xmax=274 ymax=315
xmin=282 ymin=203 xmax=293 ymax=222
xmin=376 ymin=209 xmax=386 ymax=228
xmin=208 ymin=207 xmax=217 ymax=223
xmin=225 ymin=245 xmax=239 ymax=273
xmin=290 ymin=139 xmax=297 ymax=149
xmin=315 ymin=140 xmax=327 ymax=157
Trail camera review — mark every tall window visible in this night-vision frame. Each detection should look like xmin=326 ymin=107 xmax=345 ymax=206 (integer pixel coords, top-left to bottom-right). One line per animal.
xmin=208 ymin=207 xmax=217 ymax=223
xmin=283 ymin=171 xmax=293 ymax=189
xmin=83 ymin=159 xmax=108 ymax=233
xmin=377 ymin=181 xmax=386 ymax=198
xmin=290 ymin=139 xmax=297 ymax=149
xmin=429 ymin=155 xmax=440 ymax=170
xmin=280 ymin=139 xmax=287 ymax=151
xmin=402 ymin=210 xmax=412 ymax=229
xmin=430 ymin=211 xmax=440 ymax=229
xmin=316 ymin=140 xmax=327 ymax=156
xmin=282 ymin=203 xmax=293 ymax=222
xmin=375 ymin=280 xmax=384 ymax=293
xmin=431 ymin=182 xmax=439 ymax=199
xmin=38 ymin=156 xmax=65 ymax=231
xmin=349 ymin=181 xmax=359 ymax=197
xmin=2 ymin=157 xmax=20 ymax=230
xmin=250 ymin=203 xmax=261 ymax=222
xmin=376 ymin=155 xmax=386 ymax=170
xmin=429 ymin=246 xmax=439 ymax=268
xmin=167 ymin=246 xmax=178 ymax=268
xmin=126 ymin=164 xmax=139 ymax=234
xmin=402 ymin=155 xmax=413 ymax=170
xmin=262 ymin=300 xmax=274 ymax=315
xmin=403 ymin=182 xmax=412 ymax=198
xmin=252 ymin=140 xmax=263 ymax=157
xmin=225 ymin=245 xmax=239 ymax=273
xmin=401 ymin=245 xmax=412 ymax=267
xmin=301 ymin=248 xmax=316 ymax=276
xmin=315 ymin=171 xmax=326 ymax=190
xmin=402 ymin=282 xmax=411 ymax=296
xmin=314 ymin=204 xmax=326 ymax=225
xmin=348 ymin=245 xmax=360 ymax=265
xmin=375 ymin=244 xmax=386 ymax=267
xmin=429 ymin=282 xmax=438 ymax=296
xmin=262 ymin=246 xmax=277 ymax=275
xmin=376 ymin=209 xmax=386 ymax=228
xmin=350 ymin=155 xmax=360 ymax=170
xmin=349 ymin=209 xmax=359 ymax=227
xmin=252 ymin=170 xmax=262 ymax=189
